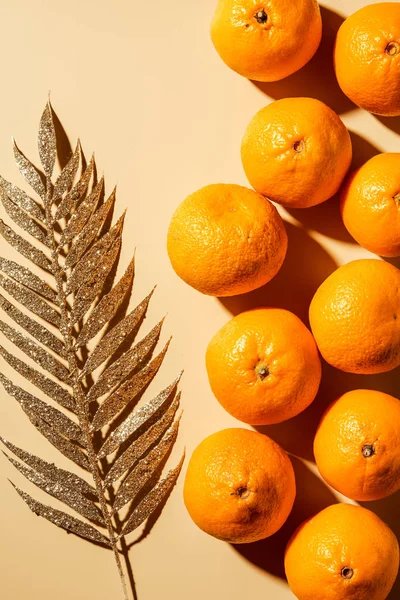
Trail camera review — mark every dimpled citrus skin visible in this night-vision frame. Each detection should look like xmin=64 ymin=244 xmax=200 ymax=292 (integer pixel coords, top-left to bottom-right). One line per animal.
xmin=334 ymin=3 xmax=400 ymax=117
xmin=285 ymin=504 xmax=399 ymax=600
xmin=210 ymin=0 xmax=322 ymax=82
xmin=309 ymin=260 xmax=400 ymax=374
xmin=183 ymin=428 xmax=296 ymax=543
xmin=340 ymin=153 xmax=400 ymax=257
xmin=206 ymin=308 xmax=321 ymax=425
xmin=241 ymin=98 xmax=352 ymax=208
xmin=314 ymin=390 xmax=400 ymax=502
xmin=167 ymin=184 xmax=288 ymax=296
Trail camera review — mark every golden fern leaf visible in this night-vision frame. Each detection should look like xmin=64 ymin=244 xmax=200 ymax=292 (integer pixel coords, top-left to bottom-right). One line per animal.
xmin=0 ymin=101 xmax=183 ymax=600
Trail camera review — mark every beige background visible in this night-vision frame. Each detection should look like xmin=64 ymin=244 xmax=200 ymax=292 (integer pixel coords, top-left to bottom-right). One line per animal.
xmin=0 ymin=0 xmax=399 ymax=598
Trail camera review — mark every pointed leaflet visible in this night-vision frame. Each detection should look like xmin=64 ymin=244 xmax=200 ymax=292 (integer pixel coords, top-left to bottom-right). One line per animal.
xmin=64 ymin=190 xmax=118 ymax=275
xmin=52 ymin=142 xmax=80 ymax=202
xmin=87 ymin=320 xmax=163 ymax=404
xmin=98 ymin=376 xmax=180 ymax=458
xmin=13 ymin=141 xmax=46 ymax=199
xmin=38 ymin=103 xmax=56 ymax=178
xmin=113 ymin=418 xmax=180 ymax=513
xmin=0 ymin=175 xmax=45 ymax=222
xmin=77 ymin=254 xmax=134 ymax=347
xmin=0 ymin=373 xmax=82 ymax=443
xmin=0 ymin=295 xmax=66 ymax=358
xmin=120 ymin=455 xmax=184 ymax=538
xmin=5 ymin=455 xmax=103 ymax=524
xmin=104 ymin=393 xmax=180 ymax=488
xmin=59 ymin=177 xmax=104 ymax=246
xmin=70 ymin=234 xmax=122 ymax=325
xmin=66 ymin=211 xmax=123 ymax=298
xmin=0 ymin=220 xmax=51 ymax=272
xmin=0 ymin=273 xmax=60 ymax=327
xmin=92 ymin=341 xmax=169 ymax=432
xmin=0 ymin=257 xmax=56 ymax=301
xmin=55 ymin=154 xmax=94 ymax=220
xmin=0 ymin=437 xmax=96 ymax=497
xmin=80 ymin=290 xmax=153 ymax=375
xmin=12 ymin=485 xmax=110 ymax=546
xmin=0 ymin=321 xmax=70 ymax=382
xmin=0 ymin=345 xmax=75 ymax=412
xmin=27 ymin=412 xmax=89 ymax=471
xmin=0 ymin=190 xmax=51 ymax=247
xmin=0 ymin=377 xmax=88 ymax=471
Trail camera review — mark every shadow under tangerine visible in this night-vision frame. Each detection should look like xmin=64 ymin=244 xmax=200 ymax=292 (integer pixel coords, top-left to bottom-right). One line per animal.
xmin=231 ymin=457 xmax=338 ymax=580
xmin=219 ymin=221 xmax=337 ymax=326
xmin=251 ymin=7 xmax=356 ymax=116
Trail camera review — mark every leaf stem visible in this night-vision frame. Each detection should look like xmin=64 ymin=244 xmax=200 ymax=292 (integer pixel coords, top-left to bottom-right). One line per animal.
xmin=44 ymin=178 xmax=129 ymax=600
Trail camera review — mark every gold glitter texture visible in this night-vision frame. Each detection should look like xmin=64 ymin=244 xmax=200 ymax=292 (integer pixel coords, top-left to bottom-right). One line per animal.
xmin=77 ymin=254 xmax=134 ymax=347
xmin=0 ymin=345 xmax=75 ymax=412
xmin=104 ymin=392 xmax=181 ymax=488
xmin=0 ymin=294 xmax=66 ymax=357
xmin=0 ymin=189 xmax=50 ymax=247
xmin=0 ymin=175 xmax=45 ymax=222
xmin=92 ymin=340 xmax=170 ymax=432
xmin=0 ymin=256 xmax=56 ymax=300
xmin=121 ymin=454 xmax=184 ymax=537
xmin=87 ymin=319 xmax=163 ymax=403
xmin=0 ymin=101 xmax=183 ymax=598
xmin=0 ymin=219 xmax=51 ymax=272
xmin=38 ymin=103 xmax=56 ymax=178
xmin=12 ymin=484 xmax=110 ymax=546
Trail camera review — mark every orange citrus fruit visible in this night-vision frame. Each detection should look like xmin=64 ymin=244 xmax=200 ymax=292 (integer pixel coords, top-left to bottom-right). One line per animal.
xmin=340 ymin=153 xmax=400 ymax=257
xmin=314 ymin=390 xmax=400 ymax=501
xmin=167 ymin=184 xmax=287 ymax=296
xmin=206 ymin=308 xmax=321 ymax=425
xmin=241 ymin=98 xmax=352 ymax=208
xmin=210 ymin=0 xmax=322 ymax=82
xmin=184 ymin=428 xmax=296 ymax=543
xmin=285 ymin=504 xmax=399 ymax=600
xmin=309 ymin=259 xmax=400 ymax=374
xmin=334 ymin=3 xmax=400 ymax=116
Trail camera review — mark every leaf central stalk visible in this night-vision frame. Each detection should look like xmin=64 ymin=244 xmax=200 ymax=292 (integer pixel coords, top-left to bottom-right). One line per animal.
xmin=44 ymin=178 xmax=130 ymax=600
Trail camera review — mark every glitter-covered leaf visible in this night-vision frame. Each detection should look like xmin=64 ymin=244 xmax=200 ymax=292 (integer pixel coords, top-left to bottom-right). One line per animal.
xmin=13 ymin=141 xmax=46 ymax=199
xmin=104 ymin=393 xmax=180 ymax=489
xmin=0 ymin=257 xmax=56 ymax=300
xmin=0 ymin=190 xmax=50 ymax=247
xmin=65 ymin=194 xmax=119 ymax=280
xmin=12 ymin=485 xmax=110 ymax=546
xmin=92 ymin=341 xmax=170 ymax=432
xmin=0 ymin=374 xmax=82 ymax=443
xmin=5 ymin=455 xmax=103 ymax=524
xmin=79 ymin=290 xmax=153 ymax=373
xmin=0 ymin=294 xmax=66 ymax=358
xmin=0 ymin=437 xmax=96 ymax=497
xmin=87 ymin=320 xmax=163 ymax=404
xmin=60 ymin=177 xmax=104 ymax=246
xmin=0 ymin=345 xmax=75 ymax=412
xmin=0 ymin=175 xmax=45 ymax=222
xmin=98 ymin=376 xmax=180 ymax=458
xmin=52 ymin=142 xmax=81 ymax=203
xmin=113 ymin=418 xmax=180 ymax=514
xmin=38 ymin=103 xmax=56 ymax=178
xmin=0 ymin=321 xmax=70 ymax=382
xmin=0 ymin=219 xmax=51 ymax=272
xmin=77 ymin=254 xmax=134 ymax=347
xmin=0 ymin=273 xmax=60 ymax=327
xmin=70 ymin=233 xmax=122 ymax=325
xmin=0 ymin=102 xmax=183 ymax=597
xmin=55 ymin=154 xmax=94 ymax=219
xmin=27 ymin=412 xmax=89 ymax=471
xmin=120 ymin=455 xmax=184 ymax=537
